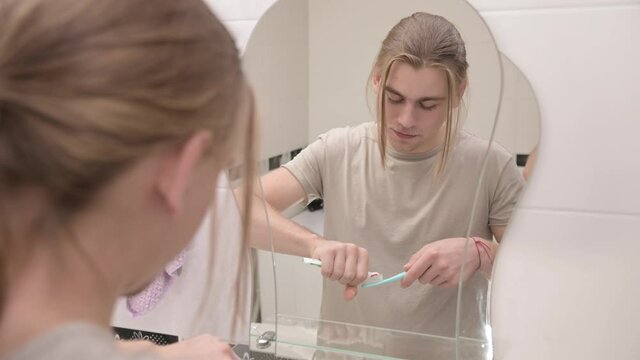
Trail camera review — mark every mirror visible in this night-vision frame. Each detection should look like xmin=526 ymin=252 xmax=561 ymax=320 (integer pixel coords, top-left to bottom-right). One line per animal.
xmin=493 ymin=53 xmax=540 ymax=177
xmin=243 ymin=0 xmax=539 ymax=358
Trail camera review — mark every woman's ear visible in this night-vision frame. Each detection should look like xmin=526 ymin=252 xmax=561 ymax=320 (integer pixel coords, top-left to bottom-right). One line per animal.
xmin=372 ymin=73 xmax=382 ymax=95
xmin=155 ymin=131 xmax=212 ymax=215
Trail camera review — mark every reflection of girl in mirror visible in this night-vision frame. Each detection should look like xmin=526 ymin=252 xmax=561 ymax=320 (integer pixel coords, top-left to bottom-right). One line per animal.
xmin=0 ymin=0 xmax=255 ymax=359
xmin=256 ymin=11 xmax=524 ymax=346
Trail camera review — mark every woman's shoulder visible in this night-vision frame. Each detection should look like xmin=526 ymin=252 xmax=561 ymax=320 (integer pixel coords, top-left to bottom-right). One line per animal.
xmin=6 ymin=323 xmax=160 ymax=360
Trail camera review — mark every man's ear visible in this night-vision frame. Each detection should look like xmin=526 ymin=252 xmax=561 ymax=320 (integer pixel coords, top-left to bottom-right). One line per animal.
xmin=155 ymin=131 xmax=212 ymax=215
xmin=453 ymin=78 xmax=468 ymax=108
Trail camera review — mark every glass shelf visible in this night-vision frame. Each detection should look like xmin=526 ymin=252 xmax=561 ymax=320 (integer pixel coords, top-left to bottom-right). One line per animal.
xmin=250 ymin=315 xmax=491 ymax=360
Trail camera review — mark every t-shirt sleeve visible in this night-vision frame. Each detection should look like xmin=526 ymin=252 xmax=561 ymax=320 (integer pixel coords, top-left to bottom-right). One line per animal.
xmin=282 ymin=136 xmax=326 ymax=204
xmin=489 ymin=156 xmax=525 ymax=226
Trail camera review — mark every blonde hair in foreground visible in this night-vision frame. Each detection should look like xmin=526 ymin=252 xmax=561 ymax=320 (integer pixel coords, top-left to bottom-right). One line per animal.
xmin=0 ymin=0 xmax=255 ymax=334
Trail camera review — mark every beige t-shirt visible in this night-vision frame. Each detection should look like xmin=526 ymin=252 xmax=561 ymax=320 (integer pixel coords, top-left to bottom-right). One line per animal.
xmin=5 ymin=323 xmax=160 ymax=360
xmin=283 ymin=122 xmax=523 ymax=344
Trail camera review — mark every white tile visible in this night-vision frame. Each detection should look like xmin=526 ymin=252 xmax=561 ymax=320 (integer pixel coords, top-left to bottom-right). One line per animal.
xmin=469 ymin=0 xmax=638 ymax=12
xmin=209 ymin=0 xmax=637 ymax=20
xmin=223 ymin=20 xmax=257 ymax=52
xmin=492 ymin=208 xmax=640 ymax=359
xmin=205 ymin=0 xmax=276 ymax=21
xmin=481 ymin=6 xmax=640 ymax=215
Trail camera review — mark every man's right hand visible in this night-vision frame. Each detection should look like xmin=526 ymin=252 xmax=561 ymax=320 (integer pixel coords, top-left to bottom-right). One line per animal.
xmin=255 ymin=168 xmax=370 ymax=300
xmin=310 ymin=240 xmax=369 ymax=301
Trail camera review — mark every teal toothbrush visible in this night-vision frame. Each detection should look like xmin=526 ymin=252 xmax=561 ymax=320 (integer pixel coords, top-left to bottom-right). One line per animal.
xmin=360 ymin=271 xmax=406 ymax=288
xmin=303 ymin=257 xmax=383 ymax=285
xmin=303 ymin=257 xmax=405 ymax=288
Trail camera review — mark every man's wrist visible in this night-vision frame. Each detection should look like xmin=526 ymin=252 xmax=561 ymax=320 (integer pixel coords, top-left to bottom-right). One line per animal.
xmin=306 ymin=233 xmax=324 ymax=257
xmin=472 ymin=237 xmax=497 ymax=275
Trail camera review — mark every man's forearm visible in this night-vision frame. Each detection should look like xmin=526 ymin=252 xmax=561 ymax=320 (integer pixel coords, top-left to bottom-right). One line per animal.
xmin=242 ymin=193 xmax=323 ymax=257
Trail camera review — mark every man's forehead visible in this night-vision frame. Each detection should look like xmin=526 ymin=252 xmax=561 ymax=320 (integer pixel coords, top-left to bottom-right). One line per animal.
xmin=386 ymin=63 xmax=448 ymax=99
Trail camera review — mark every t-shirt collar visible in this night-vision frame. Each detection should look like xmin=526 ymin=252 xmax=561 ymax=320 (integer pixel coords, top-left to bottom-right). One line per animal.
xmin=386 ymin=143 xmax=443 ymax=161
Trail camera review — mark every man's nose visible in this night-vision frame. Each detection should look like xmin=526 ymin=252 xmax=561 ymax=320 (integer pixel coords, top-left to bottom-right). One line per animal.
xmin=396 ymin=103 xmax=418 ymax=128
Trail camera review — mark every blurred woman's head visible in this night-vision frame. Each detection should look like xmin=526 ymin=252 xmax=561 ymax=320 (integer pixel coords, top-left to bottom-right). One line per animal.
xmin=0 ymin=0 xmax=254 ymax=321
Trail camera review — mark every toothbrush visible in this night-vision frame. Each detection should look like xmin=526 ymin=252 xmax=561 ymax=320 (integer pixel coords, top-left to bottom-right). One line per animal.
xmin=303 ymin=257 xmax=384 ymax=286
xmin=360 ymin=271 xmax=406 ymax=288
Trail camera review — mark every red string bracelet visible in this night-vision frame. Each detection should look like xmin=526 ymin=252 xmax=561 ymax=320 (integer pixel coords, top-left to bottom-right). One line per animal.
xmin=472 ymin=237 xmax=494 ymax=269
xmin=480 ymin=244 xmax=493 ymax=264
xmin=478 ymin=240 xmax=494 ymax=264
xmin=471 ymin=237 xmax=482 ymax=271
xmin=478 ymin=243 xmax=491 ymax=260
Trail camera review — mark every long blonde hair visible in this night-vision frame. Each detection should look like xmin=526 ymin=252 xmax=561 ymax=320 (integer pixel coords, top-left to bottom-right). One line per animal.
xmin=0 ymin=0 xmax=255 ymax=331
xmin=371 ymin=12 xmax=468 ymax=175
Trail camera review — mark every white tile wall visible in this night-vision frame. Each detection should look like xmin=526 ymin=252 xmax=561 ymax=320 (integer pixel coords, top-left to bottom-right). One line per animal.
xmin=473 ymin=0 xmax=639 ymax=12
xmin=481 ymin=5 xmax=640 ymax=215
xmin=223 ymin=20 xmax=257 ymax=52
xmin=205 ymin=0 xmax=275 ymax=21
xmin=214 ymin=1 xmax=640 ymax=49
xmin=492 ymin=208 xmax=640 ymax=359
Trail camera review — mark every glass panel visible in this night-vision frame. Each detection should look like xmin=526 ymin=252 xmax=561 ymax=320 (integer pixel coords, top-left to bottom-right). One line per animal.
xmin=251 ymin=315 xmax=490 ymax=359
xmin=233 ymin=165 xmax=280 ymax=358
xmin=454 ymin=52 xmax=540 ymax=356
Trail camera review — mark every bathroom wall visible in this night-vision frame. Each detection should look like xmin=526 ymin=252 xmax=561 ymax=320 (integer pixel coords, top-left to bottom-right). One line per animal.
xmin=477 ymin=3 xmax=640 ymax=360
xmin=207 ymin=0 xmax=640 ymax=359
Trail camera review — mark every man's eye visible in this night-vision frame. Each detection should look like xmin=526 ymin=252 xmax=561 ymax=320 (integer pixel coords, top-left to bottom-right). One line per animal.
xmin=420 ymin=103 xmax=437 ymax=111
xmin=386 ymin=94 xmax=403 ymax=103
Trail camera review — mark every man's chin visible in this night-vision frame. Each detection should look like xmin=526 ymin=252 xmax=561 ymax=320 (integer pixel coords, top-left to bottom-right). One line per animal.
xmin=388 ymin=137 xmax=417 ymax=152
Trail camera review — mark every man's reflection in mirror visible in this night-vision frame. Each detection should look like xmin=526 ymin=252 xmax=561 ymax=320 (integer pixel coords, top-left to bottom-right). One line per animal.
xmin=241 ymin=12 xmax=524 ymax=356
